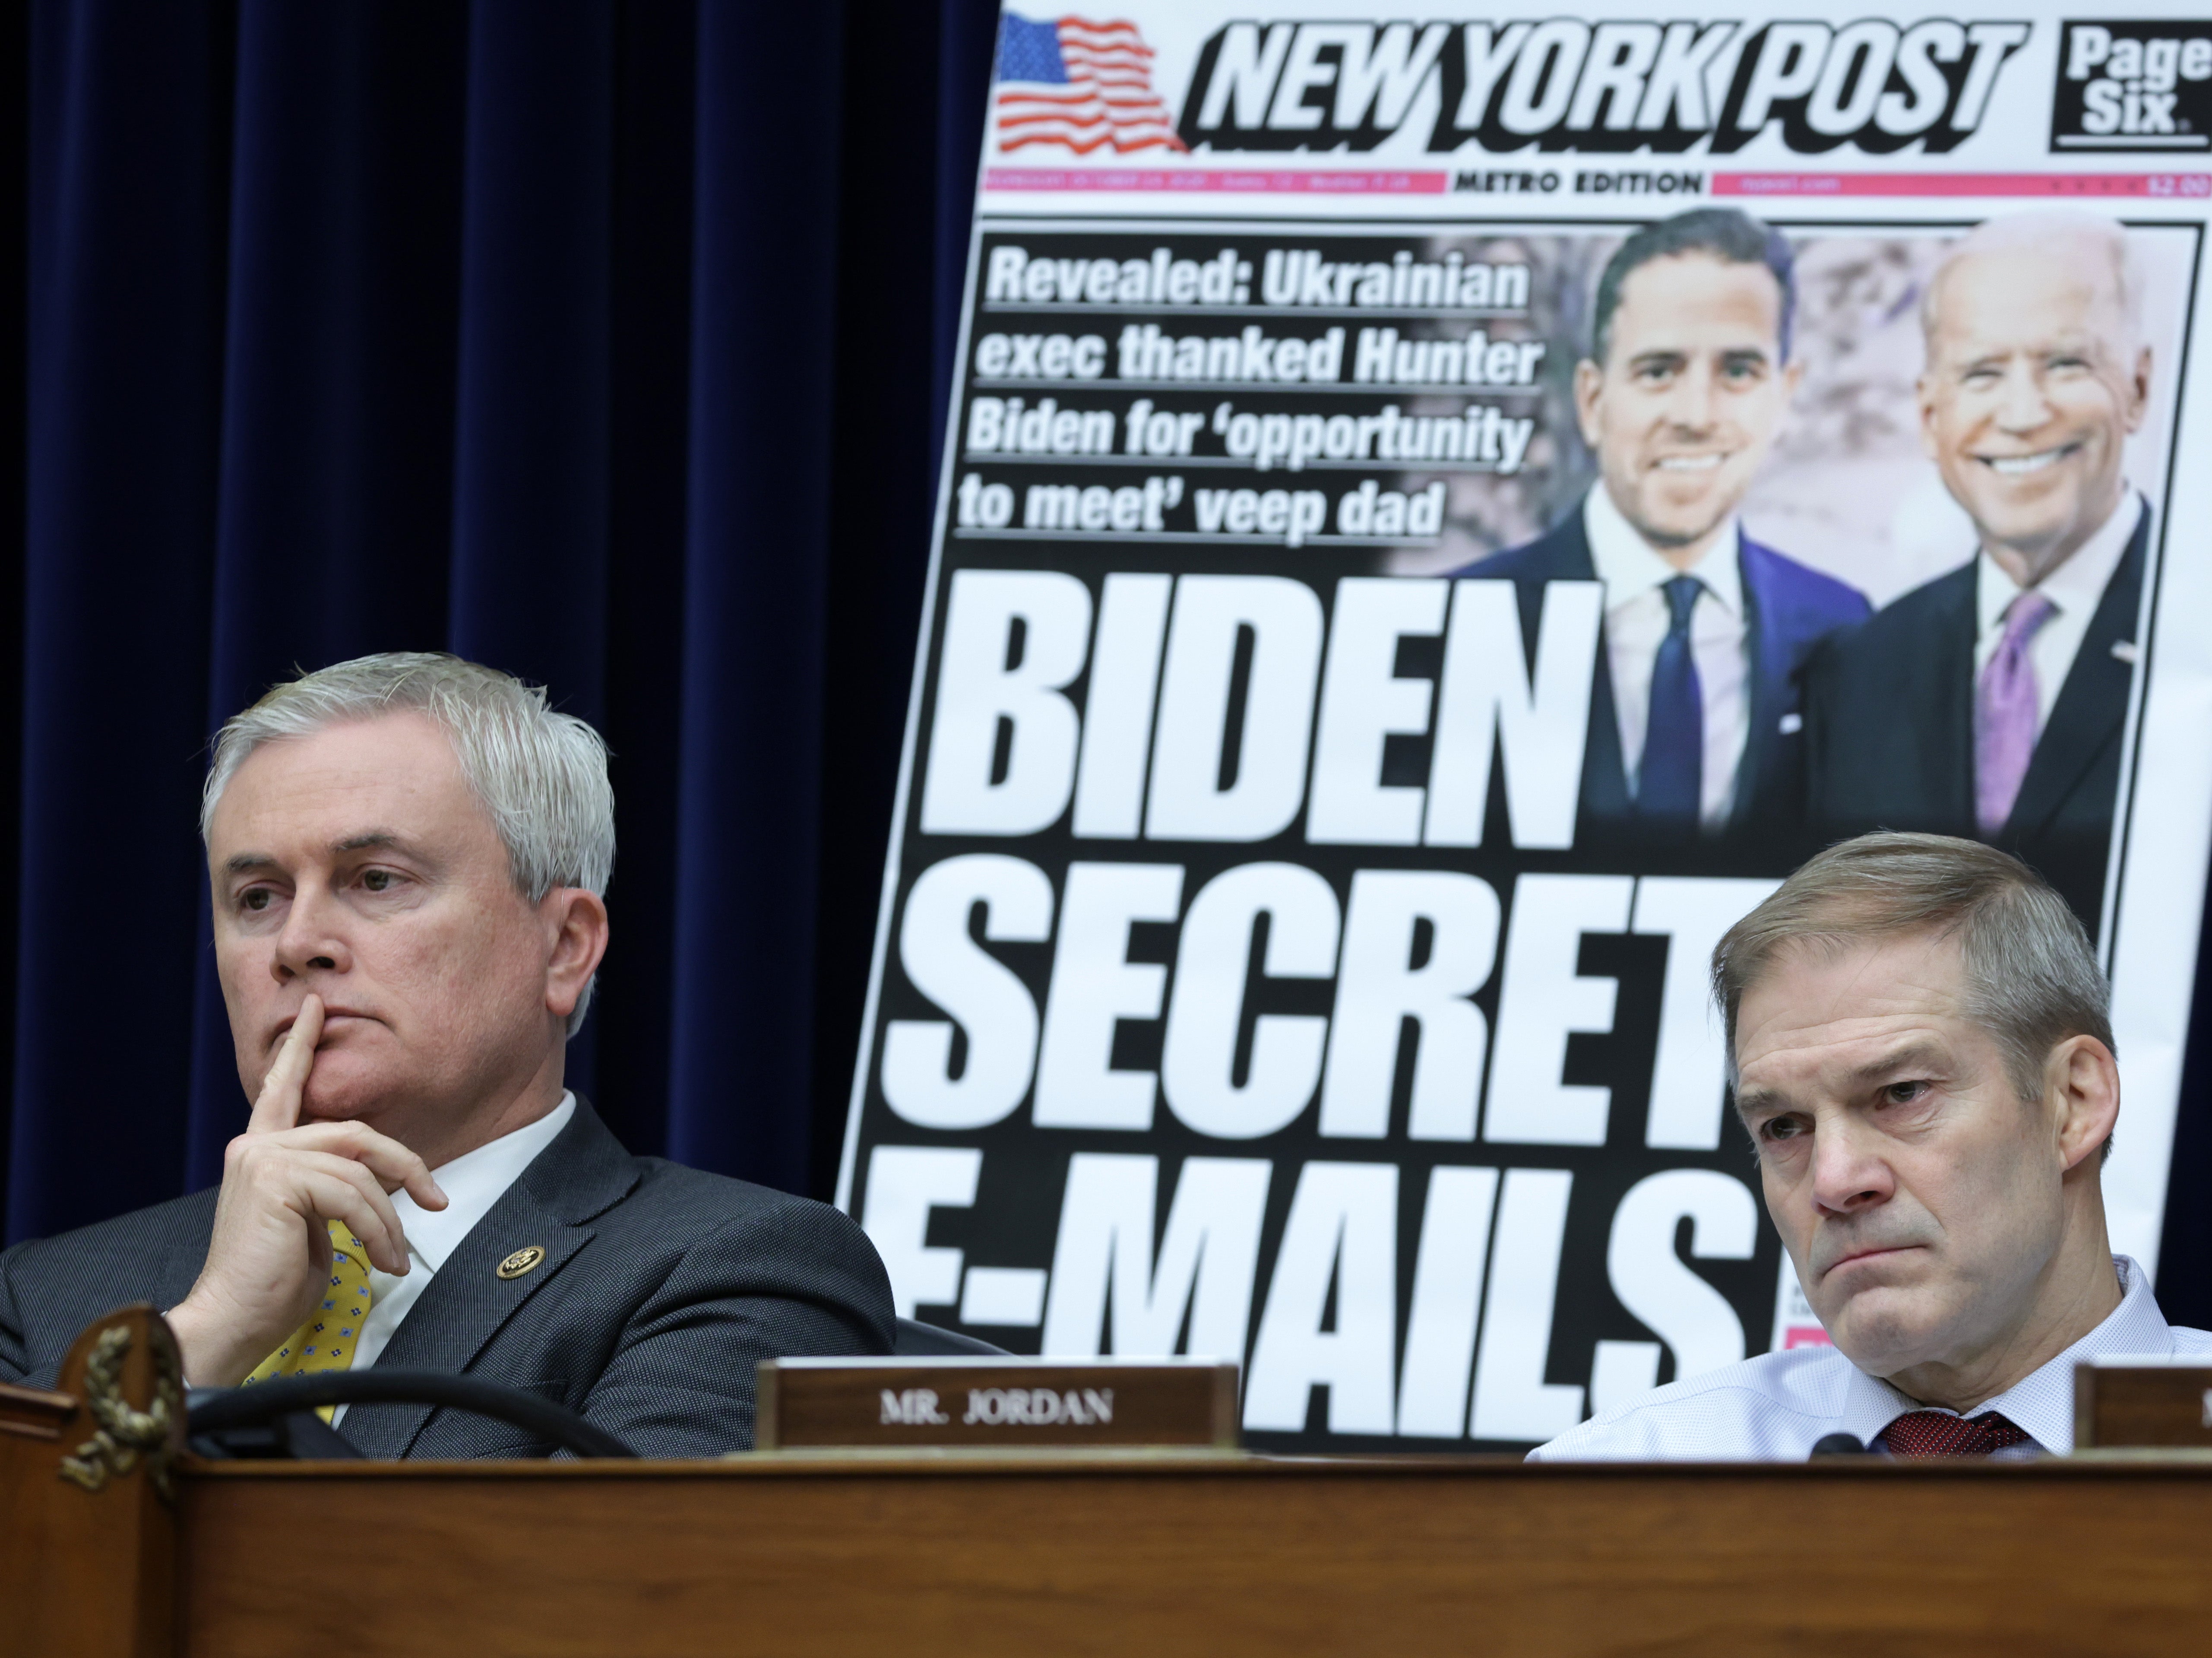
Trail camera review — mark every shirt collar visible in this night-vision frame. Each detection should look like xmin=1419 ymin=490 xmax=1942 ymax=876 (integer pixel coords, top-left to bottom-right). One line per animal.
xmin=390 ymin=1093 xmax=575 ymax=1273
xmin=1975 ymin=490 xmax=2141 ymax=640
xmin=1838 ymin=1255 xmax=2171 ymax=1453
xmin=1583 ymin=483 xmax=1744 ymax=616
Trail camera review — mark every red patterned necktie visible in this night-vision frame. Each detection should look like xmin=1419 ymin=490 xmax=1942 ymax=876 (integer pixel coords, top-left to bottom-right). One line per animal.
xmin=1879 ymin=1411 xmax=2033 ymax=1458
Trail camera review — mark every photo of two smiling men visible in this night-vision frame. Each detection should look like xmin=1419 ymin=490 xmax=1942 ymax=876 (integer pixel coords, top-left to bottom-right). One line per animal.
xmin=1448 ymin=204 xmax=2159 ymax=939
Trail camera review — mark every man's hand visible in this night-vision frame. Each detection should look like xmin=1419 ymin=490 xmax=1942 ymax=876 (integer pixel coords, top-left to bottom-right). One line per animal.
xmin=167 ymin=995 xmax=448 ymax=1387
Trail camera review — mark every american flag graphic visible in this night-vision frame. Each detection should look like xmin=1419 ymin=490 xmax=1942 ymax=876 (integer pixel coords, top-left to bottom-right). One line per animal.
xmin=994 ymin=15 xmax=1187 ymax=156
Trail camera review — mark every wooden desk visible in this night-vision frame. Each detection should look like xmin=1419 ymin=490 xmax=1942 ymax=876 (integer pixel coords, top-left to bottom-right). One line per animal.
xmin=13 ymin=1311 xmax=2212 ymax=1656
xmin=174 ymin=1452 xmax=2212 ymax=1656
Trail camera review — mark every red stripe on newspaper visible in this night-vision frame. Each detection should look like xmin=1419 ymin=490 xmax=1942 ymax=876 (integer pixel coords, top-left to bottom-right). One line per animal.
xmin=1716 ymin=172 xmax=2212 ymax=199
xmin=984 ymin=168 xmax=1451 ymax=193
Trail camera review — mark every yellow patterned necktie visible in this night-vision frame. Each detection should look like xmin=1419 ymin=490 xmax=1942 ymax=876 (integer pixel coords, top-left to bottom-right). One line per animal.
xmin=242 ymin=1219 xmax=374 ymax=1421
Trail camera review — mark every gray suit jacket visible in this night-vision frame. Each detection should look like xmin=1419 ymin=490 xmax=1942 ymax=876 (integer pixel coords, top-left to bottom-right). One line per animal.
xmin=0 ymin=1098 xmax=894 ymax=1457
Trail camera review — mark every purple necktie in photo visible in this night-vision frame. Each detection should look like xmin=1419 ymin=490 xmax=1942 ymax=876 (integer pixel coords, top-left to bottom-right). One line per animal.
xmin=1975 ymin=591 xmax=2056 ymax=838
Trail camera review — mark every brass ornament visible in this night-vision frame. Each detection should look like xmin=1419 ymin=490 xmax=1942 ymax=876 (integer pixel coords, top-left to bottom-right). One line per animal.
xmin=496 ymin=1245 xmax=547 ymax=1281
xmin=58 ymin=1325 xmax=181 ymax=1502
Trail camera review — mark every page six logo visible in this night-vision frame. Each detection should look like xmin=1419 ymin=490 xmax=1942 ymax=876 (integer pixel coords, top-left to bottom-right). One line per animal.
xmin=1177 ymin=18 xmax=2031 ymax=155
xmin=2054 ymin=21 xmax=2212 ymax=151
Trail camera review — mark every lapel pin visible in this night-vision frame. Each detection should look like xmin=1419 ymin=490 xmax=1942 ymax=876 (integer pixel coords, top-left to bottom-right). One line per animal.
xmin=2112 ymin=639 xmax=2139 ymax=665
xmin=497 ymin=1245 xmax=547 ymax=1281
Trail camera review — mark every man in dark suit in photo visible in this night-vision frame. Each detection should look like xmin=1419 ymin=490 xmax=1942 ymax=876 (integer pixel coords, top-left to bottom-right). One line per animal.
xmin=1457 ymin=208 xmax=1868 ymax=843
xmin=1800 ymin=214 xmax=2153 ymax=933
xmin=0 ymin=653 xmax=894 ymax=1456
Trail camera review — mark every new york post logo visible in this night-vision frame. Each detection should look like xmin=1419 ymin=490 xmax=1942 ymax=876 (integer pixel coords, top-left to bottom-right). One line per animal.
xmin=2052 ymin=21 xmax=2212 ymax=151
xmin=1177 ymin=19 xmax=2032 ymax=155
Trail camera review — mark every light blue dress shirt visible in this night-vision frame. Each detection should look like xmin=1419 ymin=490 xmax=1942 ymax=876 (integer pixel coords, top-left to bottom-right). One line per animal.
xmin=1531 ymin=1257 xmax=2212 ymax=1461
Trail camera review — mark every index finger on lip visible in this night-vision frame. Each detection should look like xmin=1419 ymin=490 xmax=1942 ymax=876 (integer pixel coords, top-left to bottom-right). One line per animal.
xmin=247 ymin=994 xmax=324 ymax=1135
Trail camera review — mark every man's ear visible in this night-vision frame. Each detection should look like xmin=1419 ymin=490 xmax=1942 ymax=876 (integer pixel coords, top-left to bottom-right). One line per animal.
xmin=542 ymin=888 xmax=611 ymax=1021
xmin=2050 ymin=1034 xmax=2120 ymax=1175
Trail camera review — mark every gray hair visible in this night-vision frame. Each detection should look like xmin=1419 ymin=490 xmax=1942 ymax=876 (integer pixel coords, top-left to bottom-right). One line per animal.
xmin=1714 ymin=834 xmax=2113 ymax=1137
xmin=201 ymin=653 xmax=615 ymax=1035
xmin=1921 ymin=211 xmax=2143 ymax=355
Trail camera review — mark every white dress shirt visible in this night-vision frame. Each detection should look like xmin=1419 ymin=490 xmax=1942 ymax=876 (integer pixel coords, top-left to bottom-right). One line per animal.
xmin=1583 ymin=484 xmax=1751 ymax=829
xmin=1530 ymin=1256 xmax=2209 ymax=1461
xmin=330 ymin=1093 xmax=575 ymax=1425
xmin=1972 ymin=492 xmax=2142 ymax=732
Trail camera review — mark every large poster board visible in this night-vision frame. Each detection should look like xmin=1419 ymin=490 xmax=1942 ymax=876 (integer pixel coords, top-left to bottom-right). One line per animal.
xmin=839 ymin=3 xmax=2212 ymax=1451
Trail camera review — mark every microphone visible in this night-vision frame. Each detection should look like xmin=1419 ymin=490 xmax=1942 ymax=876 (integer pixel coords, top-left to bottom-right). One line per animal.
xmin=1809 ymin=1432 xmax=1870 ymax=1458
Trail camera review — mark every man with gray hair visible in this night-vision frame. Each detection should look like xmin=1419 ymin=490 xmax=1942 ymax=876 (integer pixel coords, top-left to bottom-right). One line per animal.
xmin=1534 ymin=831 xmax=2208 ymax=1460
xmin=1801 ymin=212 xmax=2154 ymax=933
xmin=0 ymin=653 xmax=895 ymax=1456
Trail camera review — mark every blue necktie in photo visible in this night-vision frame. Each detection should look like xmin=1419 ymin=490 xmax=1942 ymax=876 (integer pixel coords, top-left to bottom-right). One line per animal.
xmin=1637 ymin=575 xmax=1704 ymax=826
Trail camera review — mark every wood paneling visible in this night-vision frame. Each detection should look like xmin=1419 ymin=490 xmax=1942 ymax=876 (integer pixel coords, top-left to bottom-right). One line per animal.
xmin=2079 ymin=1364 xmax=2212 ymax=1447
xmin=18 ymin=1310 xmax=2212 ymax=1658
xmin=174 ymin=1454 xmax=2212 ymax=1658
xmin=0 ymin=1306 xmax=181 ymax=1658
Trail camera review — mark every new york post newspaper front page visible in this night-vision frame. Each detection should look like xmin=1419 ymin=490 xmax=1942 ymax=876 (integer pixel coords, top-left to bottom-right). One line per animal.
xmin=840 ymin=3 xmax=2212 ymax=1453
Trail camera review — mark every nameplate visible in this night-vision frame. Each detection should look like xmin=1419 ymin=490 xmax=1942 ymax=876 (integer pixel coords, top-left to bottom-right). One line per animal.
xmin=2074 ymin=1359 xmax=2212 ymax=1448
xmin=754 ymin=1358 xmax=1239 ymax=1451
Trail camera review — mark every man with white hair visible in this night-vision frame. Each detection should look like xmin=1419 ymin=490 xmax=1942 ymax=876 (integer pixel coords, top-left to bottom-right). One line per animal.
xmin=0 ymin=653 xmax=894 ymax=1456
xmin=1801 ymin=212 xmax=2153 ymax=932
xmin=1535 ymin=832 xmax=2210 ymax=1461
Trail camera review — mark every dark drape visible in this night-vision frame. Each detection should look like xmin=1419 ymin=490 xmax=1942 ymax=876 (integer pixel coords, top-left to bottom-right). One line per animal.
xmin=4 ymin=0 xmax=996 ymax=1243
xmin=9 ymin=2 xmax=2212 ymax=1342
xmin=665 ymin=1 xmax=839 ymax=1186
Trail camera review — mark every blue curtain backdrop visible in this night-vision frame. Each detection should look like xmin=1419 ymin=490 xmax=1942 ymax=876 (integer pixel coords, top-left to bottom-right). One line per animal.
xmin=3 ymin=0 xmax=1000 ymax=1243
xmin=8 ymin=1 xmax=2212 ymax=1335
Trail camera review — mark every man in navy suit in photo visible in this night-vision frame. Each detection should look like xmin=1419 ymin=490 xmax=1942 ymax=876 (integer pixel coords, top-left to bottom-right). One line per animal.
xmin=1457 ymin=208 xmax=1868 ymax=843
xmin=1800 ymin=214 xmax=2153 ymax=934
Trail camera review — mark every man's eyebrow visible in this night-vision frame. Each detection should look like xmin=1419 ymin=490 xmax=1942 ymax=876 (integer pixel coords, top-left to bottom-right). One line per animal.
xmin=1848 ymin=1040 xmax=1946 ymax=1090
xmin=1734 ymin=1041 xmax=1950 ymax=1120
xmin=223 ymin=832 xmax=418 ymax=876
xmin=1628 ymin=349 xmax=1686 ymax=369
xmin=1733 ymin=1085 xmax=1785 ymax=1121
xmin=332 ymin=831 xmax=408 ymax=855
